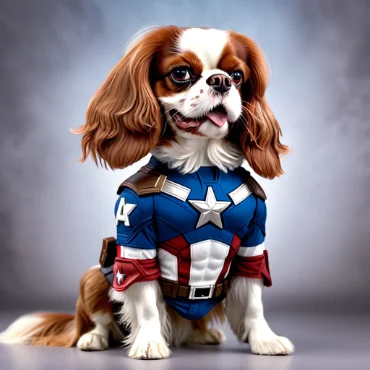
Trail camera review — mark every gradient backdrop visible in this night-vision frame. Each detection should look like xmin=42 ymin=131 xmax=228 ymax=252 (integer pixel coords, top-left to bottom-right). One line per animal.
xmin=0 ymin=0 xmax=369 ymax=314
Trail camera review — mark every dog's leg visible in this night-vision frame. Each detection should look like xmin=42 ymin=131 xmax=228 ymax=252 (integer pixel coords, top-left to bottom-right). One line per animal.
xmin=76 ymin=266 xmax=114 ymax=351
xmin=225 ymin=277 xmax=294 ymax=355
xmin=76 ymin=313 xmax=111 ymax=351
xmin=110 ymin=280 xmax=171 ymax=359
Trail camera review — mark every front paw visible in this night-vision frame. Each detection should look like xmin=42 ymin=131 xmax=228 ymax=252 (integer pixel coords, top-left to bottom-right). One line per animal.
xmin=128 ymin=326 xmax=170 ymax=360
xmin=77 ymin=332 xmax=109 ymax=351
xmin=129 ymin=339 xmax=170 ymax=359
xmin=248 ymin=331 xmax=294 ymax=355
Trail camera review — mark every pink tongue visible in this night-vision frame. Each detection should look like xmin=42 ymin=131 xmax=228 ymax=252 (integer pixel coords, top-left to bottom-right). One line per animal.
xmin=207 ymin=111 xmax=228 ymax=127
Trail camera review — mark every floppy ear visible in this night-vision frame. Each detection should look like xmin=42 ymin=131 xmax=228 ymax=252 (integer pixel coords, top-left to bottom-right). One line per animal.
xmin=72 ymin=29 xmax=166 ymax=169
xmin=230 ymin=33 xmax=289 ymax=179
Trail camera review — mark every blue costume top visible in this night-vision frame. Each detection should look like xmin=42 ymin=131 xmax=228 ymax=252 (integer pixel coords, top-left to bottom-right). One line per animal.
xmin=112 ymin=156 xmax=270 ymax=320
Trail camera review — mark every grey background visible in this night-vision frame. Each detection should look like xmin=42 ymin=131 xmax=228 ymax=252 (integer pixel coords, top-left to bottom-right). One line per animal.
xmin=0 ymin=0 xmax=369 ymax=315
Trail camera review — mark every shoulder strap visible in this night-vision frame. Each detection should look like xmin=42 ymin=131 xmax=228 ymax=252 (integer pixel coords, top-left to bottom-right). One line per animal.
xmin=117 ymin=165 xmax=167 ymax=196
xmin=245 ymin=174 xmax=267 ymax=201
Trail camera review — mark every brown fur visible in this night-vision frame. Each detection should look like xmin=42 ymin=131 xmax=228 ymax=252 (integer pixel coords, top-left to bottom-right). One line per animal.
xmin=18 ymin=267 xmax=224 ymax=347
xmin=167 ymin=302 xmax=225 ymax=336
xmin=228 ymin=32 xmax=289 ymax=179
xmin=23 ymin=268 xmax=111 ymax=347
xmin=72 ymin=26 xmax=181 ymax=169
xmin=73 ymin=26 xmax=287 ymax=179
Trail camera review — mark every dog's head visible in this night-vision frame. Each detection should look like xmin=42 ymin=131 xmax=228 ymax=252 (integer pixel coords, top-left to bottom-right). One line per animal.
xmin=75 ymin=26 xmax=288 ymax=178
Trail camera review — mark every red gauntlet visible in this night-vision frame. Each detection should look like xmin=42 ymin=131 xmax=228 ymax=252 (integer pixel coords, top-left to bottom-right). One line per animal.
xmin=112 ymin=257 xmax=161 ymax=291
xmin=233 ymin=250 xmax=272 ymax=287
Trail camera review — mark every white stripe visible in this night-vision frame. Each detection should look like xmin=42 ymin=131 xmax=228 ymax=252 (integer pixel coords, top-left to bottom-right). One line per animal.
xmin=120 ymin=245 xmax=156 ymax=259
xmin=178 ymin=29 xmax=228 ymax=70
xmin=229 ymin=183 xmax=252 ymax=205
xmin=157 ymin=249 xmax=178 ymax=280
xmin=161 ymin=179 xmax=191 ymax=201
xmin=237 ymin=243 xmax=265 ymax=257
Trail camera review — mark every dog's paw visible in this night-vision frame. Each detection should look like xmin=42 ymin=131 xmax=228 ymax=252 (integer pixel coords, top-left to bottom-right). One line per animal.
xmin=248 ymin=333 xmax=294 ymax=355
xmin=77 ymin=332 xmax=109 ymax=351
xmin=187 ymin=328 xmax=226 ymax=345
xmin=129 ymin=339 xmax=170 ymax=360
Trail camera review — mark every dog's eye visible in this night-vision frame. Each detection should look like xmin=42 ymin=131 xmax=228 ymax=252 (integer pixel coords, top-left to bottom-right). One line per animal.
xmin=231 ymin=71 xmax=243 ymax=86
xmin=170 ymin=67 xmax=192 ymax=83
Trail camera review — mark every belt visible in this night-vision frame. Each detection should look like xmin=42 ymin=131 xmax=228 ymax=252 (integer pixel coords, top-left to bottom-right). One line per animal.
xmin=159 ymin=278 xmax=229 ymax=300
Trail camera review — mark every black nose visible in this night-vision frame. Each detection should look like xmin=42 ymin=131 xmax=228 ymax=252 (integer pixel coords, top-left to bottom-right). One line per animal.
xmin=206 ymin=74 xmax=232 ymax=94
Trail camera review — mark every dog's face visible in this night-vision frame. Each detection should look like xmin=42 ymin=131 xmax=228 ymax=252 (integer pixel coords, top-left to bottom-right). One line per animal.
xmin=75 ymin=26 xmax=288 ymax=179
xmin=152 ymin=29 xmax=246 ymax=140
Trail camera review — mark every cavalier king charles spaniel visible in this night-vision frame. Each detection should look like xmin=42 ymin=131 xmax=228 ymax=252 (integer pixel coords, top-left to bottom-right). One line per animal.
xmin=0 ymin=26 xmax=294 ymax=359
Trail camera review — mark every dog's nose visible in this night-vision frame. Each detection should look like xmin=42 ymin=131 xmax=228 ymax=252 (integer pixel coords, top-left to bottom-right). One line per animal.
xmin=206 ymin=74 xmax=232 ymax=94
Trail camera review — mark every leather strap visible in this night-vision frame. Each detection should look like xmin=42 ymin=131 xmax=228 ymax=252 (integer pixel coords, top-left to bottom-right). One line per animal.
xmin=118 ymin=163 xmax=266 ymax=201
xmin=245 ymin=174 xmax=267 ymax=201
xmin=117 ymin=165 xmax=167 ymax=195
xmin=99 ymin=237 xmax=117 ymax=267
xmin=159 ymin=278 xmax=229 ymax=299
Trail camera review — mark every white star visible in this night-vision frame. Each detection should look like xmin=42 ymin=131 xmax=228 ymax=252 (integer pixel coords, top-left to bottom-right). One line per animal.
xmin=116 ymin=269 xmax=126 ymax=285
xmin=189 ymin=187 xmax=231 ymax=229
xmin=116 ymin=197 xmax=136 ymax=226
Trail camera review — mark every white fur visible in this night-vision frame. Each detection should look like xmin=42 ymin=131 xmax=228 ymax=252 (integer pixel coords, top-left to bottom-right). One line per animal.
xmin=109 ymin=281 xmax=171 ymax=359
xmin=0 ymin=314 xmax=45 ymax=344
xmin=178 ymin=28 xmax=228 ymax=70
xmin=152 ymin=136 xmax=244 ymax=174
xmin=159 ymin=73 xmax=242 ymax=140
xmin=157 ymin=29 xmax=244 ymax=174
xmin=225 ymin=277 xmax=295 ymax=355
xmin=77 ymin=313 xmax=111 ymax=351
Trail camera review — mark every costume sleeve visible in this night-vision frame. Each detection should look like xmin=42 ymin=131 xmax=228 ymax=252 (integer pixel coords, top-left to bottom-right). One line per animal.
xmin=112 ymin=188 xmax=160 ymax=292
xmin=233 ymin=196 xmax=272 ymax=287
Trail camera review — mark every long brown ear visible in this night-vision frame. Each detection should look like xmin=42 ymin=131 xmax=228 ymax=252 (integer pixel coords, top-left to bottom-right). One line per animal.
xmin=72 ymin=27 xmax=173 ymax=169
xmin=230 ymin=33 xmax=289 ymax=179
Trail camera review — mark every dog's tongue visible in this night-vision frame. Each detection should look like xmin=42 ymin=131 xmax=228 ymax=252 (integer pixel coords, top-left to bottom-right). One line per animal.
xmin=207 ymin=111 xmax=228 ymax=127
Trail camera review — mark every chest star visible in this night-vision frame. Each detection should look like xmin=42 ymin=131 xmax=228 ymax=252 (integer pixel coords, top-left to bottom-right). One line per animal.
xmin=189 ymin=186 xmax=231 ymax=229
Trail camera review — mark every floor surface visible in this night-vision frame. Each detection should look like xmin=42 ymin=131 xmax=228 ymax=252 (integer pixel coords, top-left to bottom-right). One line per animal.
xmin=0 ymin=312 xmax=369 ymax=370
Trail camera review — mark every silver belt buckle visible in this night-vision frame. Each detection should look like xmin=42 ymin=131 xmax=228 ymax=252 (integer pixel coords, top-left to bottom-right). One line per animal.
xmin=188 ymin=285 xmax=215 ymax=300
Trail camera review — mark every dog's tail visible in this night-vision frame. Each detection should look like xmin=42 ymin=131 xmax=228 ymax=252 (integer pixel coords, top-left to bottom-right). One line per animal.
xmin=0 ymin=297 xmax=91 ymax=347
xmin=0 ymin=266 xmax=112 ymax=347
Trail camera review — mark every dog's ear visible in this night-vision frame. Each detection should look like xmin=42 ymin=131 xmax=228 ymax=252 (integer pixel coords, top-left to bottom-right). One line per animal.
xmin=230 ymin=33 xmax=289 ymax=179
xmin=73 ymin=28 xmax=170 ymax=169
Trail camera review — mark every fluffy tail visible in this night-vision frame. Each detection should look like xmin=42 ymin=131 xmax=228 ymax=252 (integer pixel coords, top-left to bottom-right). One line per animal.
xmin=0 ymin=266 xmax=112 ymax=347
xmin=0 ymin=299 xmax=91 ymax=347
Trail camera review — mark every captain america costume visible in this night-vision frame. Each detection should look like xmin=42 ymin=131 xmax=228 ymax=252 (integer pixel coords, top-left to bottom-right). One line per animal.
xmin=107 ymin=156 xmax=271 ymax=320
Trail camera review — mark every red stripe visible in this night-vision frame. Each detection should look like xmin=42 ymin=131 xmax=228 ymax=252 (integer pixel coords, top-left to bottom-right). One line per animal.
xmin=216 ymin=234 xmax=241 ymax=284
xmin=116 ymin=245 xmax=121 ymax=257
xmin=159 ymin=236 xmax=191 ymax=285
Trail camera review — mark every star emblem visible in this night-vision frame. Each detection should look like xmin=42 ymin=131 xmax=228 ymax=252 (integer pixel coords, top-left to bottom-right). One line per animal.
xmin=116 ymin=197 xmax=136 ymax=227
xmin=116 ymin=269 xmax=126 ymax=285
xmin=189 ymin=187 xmax=231 ymax=229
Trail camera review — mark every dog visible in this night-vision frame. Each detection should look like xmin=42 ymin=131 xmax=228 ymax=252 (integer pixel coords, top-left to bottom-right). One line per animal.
xmin=0 ymin=26 xmax=294 ymax=359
